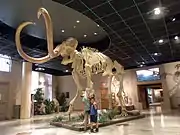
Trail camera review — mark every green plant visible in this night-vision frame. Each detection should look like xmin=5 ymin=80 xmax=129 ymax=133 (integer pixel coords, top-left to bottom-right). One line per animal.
xmin=70 ymin=116 xmax=80 ymax=122
xmin=98 ymin=112 xmax=109 ymax=123
xmin=44 ymin=99 xmax=55 ymax=114
xmin=77 ymin=113 xmax=84 ymax=121
xmin=55 ymin=88 xmax=68 ymax=112
xmin=60 ymin=93 xmax=67 ymax=106
xmin=34 ymin=88 xmax=45 ymax=115
xmin=52 ymin=116 xmax=64 ymax=122
xmin=34 ymin=88 xmax=44 ymax=104
xmin=107 ymin=109 xmax=118 ymax=120
xmin=98 ymin=109 xmax=118 ymax=123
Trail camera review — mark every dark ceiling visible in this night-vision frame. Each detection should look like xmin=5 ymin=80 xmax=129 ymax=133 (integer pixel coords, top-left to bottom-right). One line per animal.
xmin=0 ymin=0 xmax=108 ymax=43
xmin=0 ymin=0 xmax=180 ymax=76
xmin=54 ymin=0 xmax=180 ymax=68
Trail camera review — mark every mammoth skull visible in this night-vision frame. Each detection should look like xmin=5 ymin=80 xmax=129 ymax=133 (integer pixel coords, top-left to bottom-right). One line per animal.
xmin=15 ymin=7 xmax=78 ymax=64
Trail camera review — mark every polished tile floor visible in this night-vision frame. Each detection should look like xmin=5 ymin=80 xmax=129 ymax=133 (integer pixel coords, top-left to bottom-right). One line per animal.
xmin=1 ymin=110 xmax=180 ymax=135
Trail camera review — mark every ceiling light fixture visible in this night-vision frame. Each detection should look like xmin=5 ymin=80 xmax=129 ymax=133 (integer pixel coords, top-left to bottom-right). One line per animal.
xmin=152 ymin=52 xmax=161 ymax=56
xmin=158 ymin=39 xmax=164 ymax=43
xmin=97 ymin=24 xmax=100 ymax=27
xmin=76 ymin=20 xmax=80 ymax=23
xmin=61 ymin=29 xmax=65 ymax=33
xmin=73 ymin=26 xmax=76 ymax=28
xmin=174 ymin=36 xmax=179 ymax=40
xmin=141 ymin=62 xmax=145 ymax=64
xmin=154 ymin=53 xmax=158 ymax=56
xmin=35 ymin=67 xmax=45 ymax=71
xmin=148 ymin=7 xmax=168 ymax=20
xmin=84 ymin=34 xmax=87 ymax=37
xmin=94 ymin=32 xmax=97 ymax=35
xmin=65 ymin=70 xmax=69 ymax=72
xmin=154 ymin=7 xmax=161 ymax=15
xmin=139 ymin=64 xmax=144 ymax=67
xmin=172 ymin=18 xmax=176 ymax=21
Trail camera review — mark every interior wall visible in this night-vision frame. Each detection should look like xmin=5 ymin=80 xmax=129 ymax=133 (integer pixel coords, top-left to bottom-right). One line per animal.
xmin=56 ymin=63 xmax=175 ymax=111
xmin=57 ymin=74 xmax=102 ymax=111
xmin=131 ymin=65 xmax=171 ymax=111
xmin=57 ymin=71 xmax=141 ymax=110
xmin=123 ymin=69 xmax=140 ymax=109
xmin=0 ymin=60 xmax=57 ymax=119
xmin=0 ymin=60 xmax=22 ymax=119
xmin=4 ymin=60 xmax=176 ymax=117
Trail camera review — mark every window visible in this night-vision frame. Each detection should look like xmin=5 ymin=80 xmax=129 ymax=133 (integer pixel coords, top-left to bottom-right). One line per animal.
xmin=44 ymin=74 xmax=52 ymax=101
xmin=0 ymin=54 xmax=12 ymax=72
xmin=31 ymin=71 xmax=39 ymax=94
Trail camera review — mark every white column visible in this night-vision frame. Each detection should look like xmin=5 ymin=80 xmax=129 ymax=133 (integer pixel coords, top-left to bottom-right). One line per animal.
xmin=20 ymin=62 xmax=32 ymax=119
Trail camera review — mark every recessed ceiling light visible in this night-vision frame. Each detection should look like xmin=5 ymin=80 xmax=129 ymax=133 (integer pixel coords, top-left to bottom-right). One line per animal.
xmin=94 ymin=32 xmax=97 ymax=35
xmin=152 ymin=52 xmax=161 ymax=56
xmin=158 ymin=39 xmax=164 ymax=43
xmin=154 ymin=53 xmax=158 ymax=56
xmin=139 ymin=64 xmax=144 ymax=67
xmin=97 ymin=24 xmax=100 ymax=27
xmin=141 ymin=62 xmax=145 ymax=64
xmin=148 ymin=7 xmax=168 ymax=20
xmin=172 ymin=18 xmax=176 ymax=21
xmin=76 ymin=20 xmax=80 ymax=23
xmin=65 ymin=70 xmax=69 ymax=72
xmin=73 ymin=26 xmax=76 ymax=28
xmin=154 ymin=7 xmax=161 ymax=15
xmin=174 ymin=36 xmax=179 ymax=40
xmin=35 ymin=67 xmax=45 ymax=71
xmin=61 ymin=29 xmax=65 ymax=33
xmin=84 ymin=34 xmax=87 ymax=37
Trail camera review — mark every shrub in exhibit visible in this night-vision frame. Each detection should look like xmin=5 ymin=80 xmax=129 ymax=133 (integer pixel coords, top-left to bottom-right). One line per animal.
xmin=44 ymin=99 xmax=55 ymax=114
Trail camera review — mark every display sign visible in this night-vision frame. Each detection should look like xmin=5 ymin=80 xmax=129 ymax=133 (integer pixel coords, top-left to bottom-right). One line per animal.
xmin=136 ymin=68 xmax=160 ymax=82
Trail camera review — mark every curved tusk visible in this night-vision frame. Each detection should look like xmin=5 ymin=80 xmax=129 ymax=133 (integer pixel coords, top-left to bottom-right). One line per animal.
xmin=37 ymin=7 xmax=55 ymax=57
xmin=15 ymin=22 xmax=52 ymax=63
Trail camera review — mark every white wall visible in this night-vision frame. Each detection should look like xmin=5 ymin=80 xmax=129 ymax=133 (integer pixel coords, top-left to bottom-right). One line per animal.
xmin=57 ymin=71 xmax=141 ymax=110
xmin=0 ymin=60 xmax=22 ymax=119
xmin=57 ymin=74 xmax=102 ymax=110
xmin=123 ymin=70 xmax=140 ymax=109
xmin=0 ymin=60 xmax=56 ymax=119
xmin=56 ymin=63 xmax=177 ymax=111
xmin=126 ymin=65 xmax=171 ymax=111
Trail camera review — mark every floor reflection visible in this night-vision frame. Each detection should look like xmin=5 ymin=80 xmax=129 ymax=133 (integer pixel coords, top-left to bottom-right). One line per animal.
xmin=0 ymin=110 xmax=180 ymax=135
xmin=16 ymin=132 xmax=32 ymax=135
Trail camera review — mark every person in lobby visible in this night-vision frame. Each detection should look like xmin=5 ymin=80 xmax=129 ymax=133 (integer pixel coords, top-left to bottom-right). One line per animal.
xmin=90 ymin=96 xmax=99 ymax=133
xmin=81 ymin=91 xmax=90 ymax=131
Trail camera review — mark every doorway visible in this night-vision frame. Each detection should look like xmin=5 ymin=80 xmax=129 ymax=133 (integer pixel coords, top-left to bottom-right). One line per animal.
xmin=138 ymin=83 xmax=163 ymax=110
xmin=100 ymin=82 xmax=109 ymax=109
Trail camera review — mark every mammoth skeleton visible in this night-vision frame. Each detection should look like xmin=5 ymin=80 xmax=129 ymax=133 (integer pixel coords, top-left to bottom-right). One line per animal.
xmin=15 ymin=8 xmax=128 ymax=118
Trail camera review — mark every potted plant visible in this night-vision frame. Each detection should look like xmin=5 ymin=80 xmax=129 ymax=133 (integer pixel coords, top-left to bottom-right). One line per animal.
xmin=44 ymin=99 xmax=55 ymax=114
xmin=55 ymin=87 xmax=68 ymax=112
xmin=34 ymin=88 xmax=44 ymax=115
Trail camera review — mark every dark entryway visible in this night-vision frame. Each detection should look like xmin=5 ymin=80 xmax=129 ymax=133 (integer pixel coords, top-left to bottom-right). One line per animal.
xmin=138 ymin=83 xmax=163 ymax=109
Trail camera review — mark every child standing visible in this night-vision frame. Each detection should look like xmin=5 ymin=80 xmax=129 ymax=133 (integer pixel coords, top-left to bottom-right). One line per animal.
xmin=90 ymin=96 xmax=99 ymax=133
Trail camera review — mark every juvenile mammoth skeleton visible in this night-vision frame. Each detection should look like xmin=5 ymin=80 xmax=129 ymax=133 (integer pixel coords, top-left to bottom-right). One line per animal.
xmin=15 ymin=7 xmax=127 ymax=117
xmin=162 ymin=64 xmax=180 ymax=96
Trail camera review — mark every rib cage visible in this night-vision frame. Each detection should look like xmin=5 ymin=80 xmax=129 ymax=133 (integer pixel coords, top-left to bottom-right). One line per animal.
xmin=78 ymin=60 xmax=108 ymax=78
xmin=72 ymin=47 xmax=111 ymax=78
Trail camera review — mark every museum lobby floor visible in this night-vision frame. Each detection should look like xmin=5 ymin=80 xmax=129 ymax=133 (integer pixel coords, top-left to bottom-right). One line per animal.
xmin=1 ymin=110 xmax=180 ymax=135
